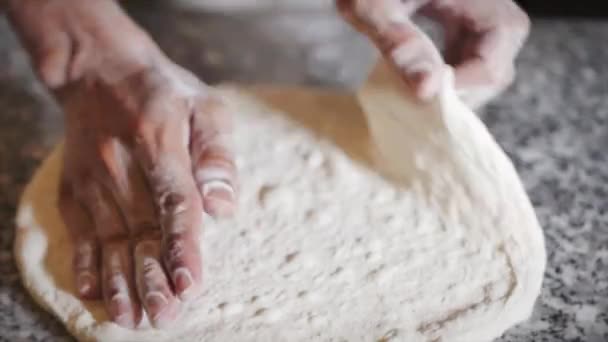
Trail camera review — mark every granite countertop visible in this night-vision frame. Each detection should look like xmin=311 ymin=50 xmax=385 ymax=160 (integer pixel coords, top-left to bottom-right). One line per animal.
xmin=0 ymin=5 xmax=607 ymax=341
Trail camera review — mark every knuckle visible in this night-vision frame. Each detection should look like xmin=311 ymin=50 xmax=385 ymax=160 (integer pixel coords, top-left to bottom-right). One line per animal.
xmin=102 ymin=244 xmax=125 ymax=277
xmin=143 ymin=90 xmax=187 ymax=119
xmin=388 ymin=36 xmax=442 ymax=70
xmin=158 ymin=191 xmax=189 ymax=217
xmin=140 ymin=256 xmax=162 ymax=279
xmin=131 ymin=115 xmax=183 ymax=159
xmin=131 ymin=117 xmax=158 ymax=148
xmin=511 ymin=10 xmax=531 ymax=35
xmin=163 ymin=237 xmax=185 ymax=264
xmin=141 ymin=95 xmax=165 ymax=120
xmin=131 ymin=106 xmax=170 ymax=145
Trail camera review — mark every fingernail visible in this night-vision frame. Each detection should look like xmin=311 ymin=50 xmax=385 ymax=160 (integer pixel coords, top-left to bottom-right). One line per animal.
xmin=113 ymin=313 xmax=134 ymax=328
xmin=173 ymin=268 xmax=194 ymax=300
xmin=202 ymin=180 xmax=234 ymax=201
xmin=110 ymin=294 xmax=133 ymax=327
xmin=145 ymin=291 xmax=168 ymax=319
xmin=202 ymin=180 xmax=236 ymax=217
xmin=76 ymin=272 xmax=94 ymax=296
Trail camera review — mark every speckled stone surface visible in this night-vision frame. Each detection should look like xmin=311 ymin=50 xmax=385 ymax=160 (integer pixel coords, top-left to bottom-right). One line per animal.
xmin=0 ymin=5 xmax=607 ymax=341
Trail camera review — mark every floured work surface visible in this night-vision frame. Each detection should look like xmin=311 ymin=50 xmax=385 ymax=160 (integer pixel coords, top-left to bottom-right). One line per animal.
xmin=15 ymin=64 xmax=546 ymax=341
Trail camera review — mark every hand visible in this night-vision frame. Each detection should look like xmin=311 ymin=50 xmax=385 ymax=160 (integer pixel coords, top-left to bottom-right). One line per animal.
xmin=336 ymin=0 xmax=530 ymax=107
xmin=8 ymin=0 xmax=237 ymax=328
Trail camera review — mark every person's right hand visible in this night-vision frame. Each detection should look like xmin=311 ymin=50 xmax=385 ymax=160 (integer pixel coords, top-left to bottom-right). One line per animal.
xmin=336 ymin=0 xmax=531 ymax=107
xmin=8 ymin=0 xmax=237 ymax=328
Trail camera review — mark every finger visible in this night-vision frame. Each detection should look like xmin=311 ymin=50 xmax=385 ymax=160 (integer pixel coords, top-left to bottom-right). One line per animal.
xmin=336 ymin=0 xmax=443 ymax=100
xmin=453 ymin=55 xmax=515 ymax=108
xmin=191 ymin=96 xmax=237 ymax=218
xmin=386 ymin=23 xmax=445 ymax=100
xmin=97 ymin=139 xmax=158 ymax=236
xmin=35 ymin=32 xmax=71 ymax=88
xmin=134 ymin=239 xmax=180 ymax=328
xmin=133 ymin=100 xmax=204 ymax=301
xmin=76 ymin=181 xmax=127 ymax=242
xmin=101 ymin=240 xmax=142 ymax=328
xmin=75 ymin=181 xmax=141 ymax=327
xmin=451 ymin=30 xmax=515 ymax=90
xmin=161 ymin=231 xmax=202 ymax=301
xmin=73 ymin=239 xmax=101 ymax=299
xmin=58 ymin=180 xmax=101 ymax=300
xmin=423 ymin=0 xmax=530 ymax=106
xmin=448 ymin=30 xmax=516 ymax=108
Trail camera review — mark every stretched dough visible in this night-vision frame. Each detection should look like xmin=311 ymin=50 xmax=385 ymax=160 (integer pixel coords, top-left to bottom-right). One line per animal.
xmin=14 ymin=63 xmax=545 ymax=342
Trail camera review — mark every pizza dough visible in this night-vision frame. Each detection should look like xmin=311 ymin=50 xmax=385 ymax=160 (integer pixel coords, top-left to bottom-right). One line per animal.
xmin=14 ymin=62 xmax=546 ymax=342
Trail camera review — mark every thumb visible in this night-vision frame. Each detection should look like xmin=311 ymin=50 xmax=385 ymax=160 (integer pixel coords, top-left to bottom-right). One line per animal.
xmin=336 ymin=0 xmax=444 ymax=99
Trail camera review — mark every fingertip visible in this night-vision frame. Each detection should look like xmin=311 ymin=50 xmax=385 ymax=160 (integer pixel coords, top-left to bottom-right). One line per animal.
xmin=101 ymin=242 xmax=143 ymax=329
xmin=172 ymin=267 xmax=199 ymax=301
xmin=202 ymin=183 xmax=236 ymax=218
xmin=204 ymin=197 xmax=236 ymax=219
xmin=150 ymin=310 xmax=180 ymax=329
xmin=146 ymin=292 xmax=181 ymax=328
xmin=168 ymin=254 xmax=203 ymax=301
xmin=109 ymin=294 xmax=136 ymax=328
xmin=133 ymin=244 xmax=181 ymax=328
xmin=400 ymin=68 xmax=442 ymax=102
xmin=161 ymin=235 xmax=203 ymax=301
xmin=76 ymin=271 xmax=101 ymax=300
xmin=108 ymin=288 xmax=143 ymax=329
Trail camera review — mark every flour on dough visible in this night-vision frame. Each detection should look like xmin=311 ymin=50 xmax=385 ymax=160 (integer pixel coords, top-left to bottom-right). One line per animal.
xmin=15 ymin=62 xmax=545 ymax=342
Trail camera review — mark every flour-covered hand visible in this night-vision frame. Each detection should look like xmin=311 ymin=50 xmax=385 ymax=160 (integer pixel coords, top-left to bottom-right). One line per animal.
xmin=336 ymin=0 xmax=530 ymax=107
xmin=8 ymin=0 xmax=237 ymax=328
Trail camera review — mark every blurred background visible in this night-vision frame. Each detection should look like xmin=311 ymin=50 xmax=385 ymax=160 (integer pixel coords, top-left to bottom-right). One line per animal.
xmin=517 ymin=0 xmax=608 ymax=18
xmin=118 ymin=0 xmax=608 ymax=90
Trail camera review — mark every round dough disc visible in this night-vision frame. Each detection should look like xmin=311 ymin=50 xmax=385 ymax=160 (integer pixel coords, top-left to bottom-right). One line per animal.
xmin=14 ymin=67 xmax=545 ymax=342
